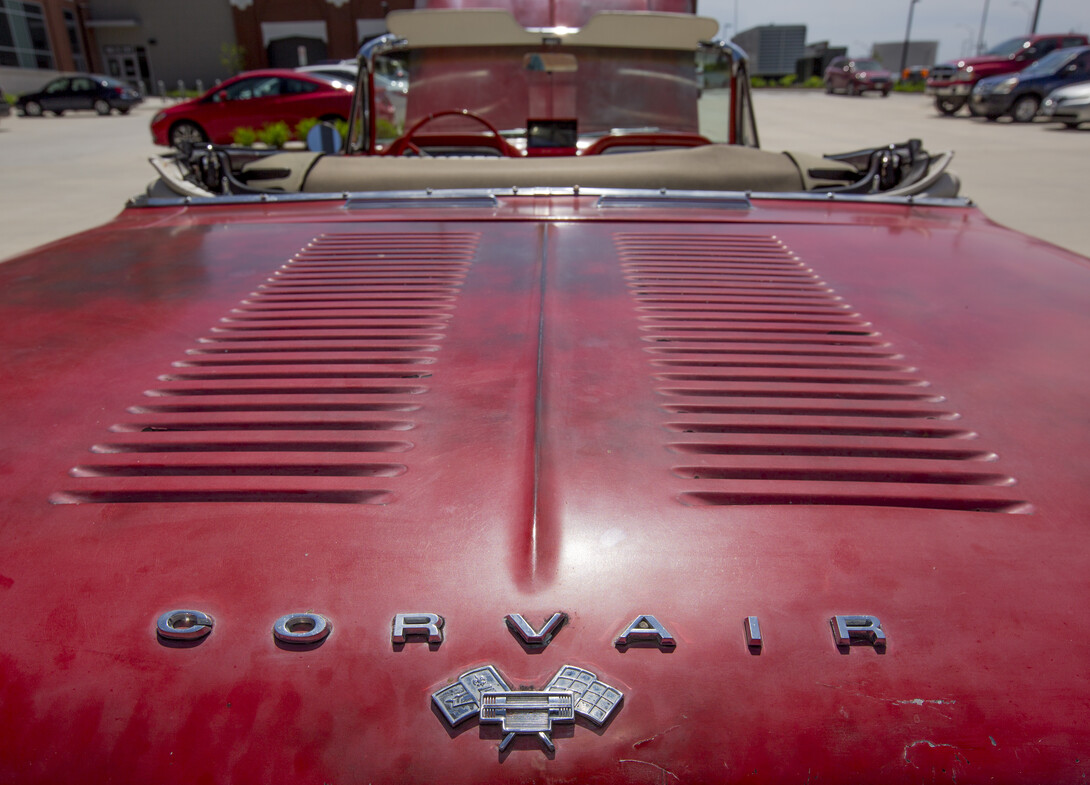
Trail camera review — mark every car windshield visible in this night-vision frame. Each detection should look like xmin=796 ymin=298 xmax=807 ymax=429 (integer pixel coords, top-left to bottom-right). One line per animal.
xmin=1019 ymin=48 xmax=1080 ymax=76
xmin=852 ymin=59 xmax=883 ymax=71
xmin=985 ymin=37 xmax=1030 ymax=57
xmin=372 ymin=43 xmax=730 ymax=146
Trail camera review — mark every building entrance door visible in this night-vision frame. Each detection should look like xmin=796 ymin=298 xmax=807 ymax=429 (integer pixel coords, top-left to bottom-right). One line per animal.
xmin=102 ymin=45 xmax=152 ymax=91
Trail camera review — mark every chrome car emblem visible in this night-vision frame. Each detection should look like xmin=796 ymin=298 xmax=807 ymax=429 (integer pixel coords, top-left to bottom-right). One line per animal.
xmin=831 ymin=615 xmax=886 ymax=648
xmin=273 ymin=612 xmax=331 ymax=644
xmin=744 ymin=616 xmax=763 ymax=650
xmin=614 ymin=614 xmax=676 ymax=648
xmin=432 ymin=664 xmax=623 ymax=752
xmin=156 ymin=609 xmax=214 ymax=641
xmin=392 ymin=612 xmax=444 ymax=644
xmin=505 ymin=612 xmax=567 ymax=647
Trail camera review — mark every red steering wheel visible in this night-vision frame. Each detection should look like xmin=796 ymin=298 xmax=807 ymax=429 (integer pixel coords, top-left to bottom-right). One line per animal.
xmin=383 ymin=109 xmax=521 ymax=157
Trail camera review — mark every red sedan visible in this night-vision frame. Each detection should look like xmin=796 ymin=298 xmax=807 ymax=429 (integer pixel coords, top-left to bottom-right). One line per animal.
xmin=150 ymin=69 xmax=354 ymax=147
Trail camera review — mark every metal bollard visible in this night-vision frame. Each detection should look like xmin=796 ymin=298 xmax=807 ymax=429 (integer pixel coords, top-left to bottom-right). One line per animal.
xmin=138 ymin=79 xmax=147 ymax=97
xmin=195 ymin=79 xmax=204 ymax=95
xmin=157 ymin=80 xmax=166 ymax=102
xmin=176 ymin=79 xmax=185 ymax=100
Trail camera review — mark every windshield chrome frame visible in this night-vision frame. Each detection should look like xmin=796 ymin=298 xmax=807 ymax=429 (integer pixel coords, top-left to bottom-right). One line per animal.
xmin=348 ymin=34 xmax=407 ymax=155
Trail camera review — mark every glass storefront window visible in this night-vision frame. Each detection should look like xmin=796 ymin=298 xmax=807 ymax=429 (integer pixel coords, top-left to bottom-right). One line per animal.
xmin=0 ymin=0 xmax=55 ymax=70
xmin=63 ymin=9 xmax=86 ymax=72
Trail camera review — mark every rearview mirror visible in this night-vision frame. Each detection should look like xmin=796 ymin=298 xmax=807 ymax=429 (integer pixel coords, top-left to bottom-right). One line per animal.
xmin=523 ymin=53 xmax=578 ymax=73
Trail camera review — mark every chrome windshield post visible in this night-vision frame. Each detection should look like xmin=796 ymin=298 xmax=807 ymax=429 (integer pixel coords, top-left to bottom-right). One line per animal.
xmin=348 ymin=34 xmax=406 ymax=155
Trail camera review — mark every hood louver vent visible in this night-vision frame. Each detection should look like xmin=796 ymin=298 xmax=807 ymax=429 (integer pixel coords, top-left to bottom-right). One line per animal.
xmin=616 ymin=233 xmax=1029 ymax=513
xmin=53 ymin=232 xmax=479 ymax=504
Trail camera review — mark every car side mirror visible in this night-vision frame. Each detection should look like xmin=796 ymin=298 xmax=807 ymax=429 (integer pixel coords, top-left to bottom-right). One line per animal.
xmin=212 ymin=91 xmax=226 ymax=103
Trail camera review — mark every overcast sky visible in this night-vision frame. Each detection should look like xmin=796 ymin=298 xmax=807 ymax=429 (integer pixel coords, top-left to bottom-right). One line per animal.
xmin=697 ymin=0 xmax=1089 ymax=63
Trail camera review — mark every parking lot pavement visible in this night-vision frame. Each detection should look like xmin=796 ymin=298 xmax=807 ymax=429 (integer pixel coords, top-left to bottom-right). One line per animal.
xmin=751 ymin=90 xmax=1090 ymax=258
xmin=1 ymin=90 xmax=1088 ymax=261
xmin=0 ymin=101 xmax=163 ymax=262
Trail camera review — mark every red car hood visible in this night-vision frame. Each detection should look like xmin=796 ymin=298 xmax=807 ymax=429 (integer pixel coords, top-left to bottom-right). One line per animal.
xmin=1 ymin=195 xmax=1089 ymax=783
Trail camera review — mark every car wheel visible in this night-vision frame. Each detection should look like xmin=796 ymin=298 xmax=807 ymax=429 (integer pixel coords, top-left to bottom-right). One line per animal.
xmin=1010 ymin=95 xmax=1040 ymax=123
xmin=94 ymin=99 xmax=111 ymax=116
xmin=984 ymin=114 xmax=1002 ymax=122
xmin=824 ymin=81 xmax=833 ymax=94
xmin=23 ymin=100 xmax=42 ymax=117
xmin=1063 ymin=121 xmax=1081 ymax=129
xmin=934 ymin=96 xmax=966 ymax=115
xmin=118 ymin=107 xmax=131 ymax=115
xmin=169 ymin=120 xmax=207 ymax=148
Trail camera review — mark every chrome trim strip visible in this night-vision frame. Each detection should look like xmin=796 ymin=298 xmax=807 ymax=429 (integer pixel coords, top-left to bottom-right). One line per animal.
xmin=132 ymin=186 xmax=971 ymax=210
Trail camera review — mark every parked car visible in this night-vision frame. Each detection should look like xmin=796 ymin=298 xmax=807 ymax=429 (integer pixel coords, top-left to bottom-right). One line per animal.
xmin=823 ymin=56 xmax=893 ymax=96
xmin=1039 ymin=78 xmax=1090 ymax=127
xmin=0 ymin=85 xmax=10 ymax=123
xmin=970 ymin=45 xmax=1090 ymax=121
xmin=296 ymin=62 xmax=402 ymax=122
xmin=15 ymin=74 xmax=142 ymax=116
xmin=150 ymin=69 xmax=353 ymax=147
xmin=926 ymin=33 xmax=1089 ymax=115
xmin=4 ymin=3 xmax=1090 ymax=784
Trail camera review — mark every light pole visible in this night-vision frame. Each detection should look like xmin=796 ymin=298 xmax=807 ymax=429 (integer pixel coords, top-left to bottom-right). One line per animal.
xmin=1030 ymin=0 xmax=1042 ymax=33
xmin=976 ymin=0 xmax=991 ymax=54
xmin=899 ymin=0 xmax=920 ymax=79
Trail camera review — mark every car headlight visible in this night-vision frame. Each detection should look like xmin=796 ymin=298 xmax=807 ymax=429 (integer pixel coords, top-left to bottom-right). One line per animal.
xmin=152 ymin=112 xmax=166 ymax=124
xmin=855 ymin=72 xmax=867 ymax=80
xmin=992 ymin=77 xmax=1019 ymax=95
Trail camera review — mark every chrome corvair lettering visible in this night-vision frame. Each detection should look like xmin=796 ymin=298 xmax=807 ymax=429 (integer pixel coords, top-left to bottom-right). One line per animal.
xmin=154 ymin=610 xmax=888 ymax=650
xmin=273 ymin=612 xmax=332 ymax=644
xmin=156 ymin=609 xmax=214 ymax=641
xmin=505 ymin=612 xmax=568 ymax=647
xmin=831 ymin=615 xmax=886 ymax=648
xmin=392 ymin=612 xmax=444 ymax=644
xmin=744 ymin=616 xmax=763 ymax=650
xmin=614 ymin=614 xmax=676 ymax=648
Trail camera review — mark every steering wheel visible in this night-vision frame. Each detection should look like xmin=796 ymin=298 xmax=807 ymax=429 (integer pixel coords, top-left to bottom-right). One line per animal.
xmin=383 ymin=109 xmax=520 ymax=157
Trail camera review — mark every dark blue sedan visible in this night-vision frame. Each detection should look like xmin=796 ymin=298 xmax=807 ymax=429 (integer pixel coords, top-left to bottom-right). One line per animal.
xmin=970 ymin=45 xmax=1090 ymax=121
xmin=16 ymin=74 xmax=142 ymax=117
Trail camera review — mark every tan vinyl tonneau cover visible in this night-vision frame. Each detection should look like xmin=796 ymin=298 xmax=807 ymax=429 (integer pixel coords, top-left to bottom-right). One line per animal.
xmin=291 ymin=145 xmax=851 ymax=194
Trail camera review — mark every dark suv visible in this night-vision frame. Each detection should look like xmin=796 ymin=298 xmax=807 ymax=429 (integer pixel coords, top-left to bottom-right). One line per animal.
xmin=823 ymin=57 xmax=893 ymax=96
xmin=926 ymin=33 xmax=1089 ymax=115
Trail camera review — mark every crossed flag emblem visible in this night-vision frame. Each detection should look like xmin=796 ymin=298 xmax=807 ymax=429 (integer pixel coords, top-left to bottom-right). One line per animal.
xmin=432 ymin=665 xmax=624 ymax=752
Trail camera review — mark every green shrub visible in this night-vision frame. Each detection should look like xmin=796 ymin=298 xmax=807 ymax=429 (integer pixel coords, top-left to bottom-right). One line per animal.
xmin=894 ymin=81 xmax=926 ymax=93
xmin=231 ymin=126 xmax=257 ymax=146
xmin=3 ymin=93 xmax=15 ymax=106
xmin=294 ymin=117 xmax=319 ymax=141
xmin=334 ymin=118 xmax=349 ymax=139
xmin=751 ymin=77 xmax=767 ymax=88
xmin=256 ymin=120 xmax=291 ymax=148
xmin=778 ymin=74 xmax=797 ymax=87
xmin=804 ymin=75 xmax=824 ymax=89
xmin=375 ymin=117 xmax=402 ymax=140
